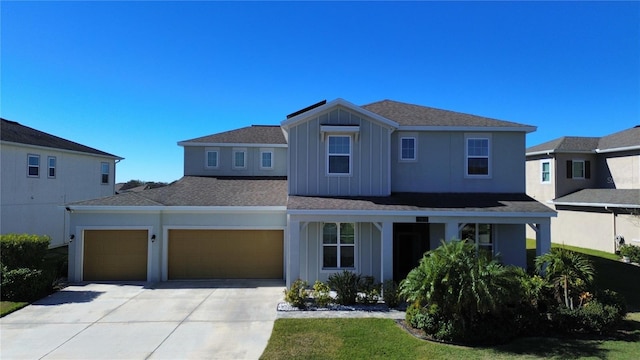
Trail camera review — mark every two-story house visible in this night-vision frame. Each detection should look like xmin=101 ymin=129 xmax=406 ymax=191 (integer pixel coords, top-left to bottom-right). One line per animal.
xmin=66 ymin=99 xmax=555 ymax=286
xmin=0 ymin=118 xmax=121 ymax=247
xmin=526 ymin=126 xmax=640 ymax=253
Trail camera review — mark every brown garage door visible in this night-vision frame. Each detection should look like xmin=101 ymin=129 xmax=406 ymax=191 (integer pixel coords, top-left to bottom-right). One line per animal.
xmin=168 ymin=229 xmax=283 ymax=279
xmin=83 ymin=230 xmax=148 ymax=281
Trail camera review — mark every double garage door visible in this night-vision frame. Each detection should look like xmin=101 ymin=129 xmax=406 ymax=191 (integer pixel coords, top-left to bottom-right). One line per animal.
xmin=82 ymin=229 xmax=283 ymax=281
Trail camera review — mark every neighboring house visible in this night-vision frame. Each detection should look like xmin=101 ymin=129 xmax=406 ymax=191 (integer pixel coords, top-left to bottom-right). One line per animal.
xmin=67 ymin=99 xmax=555 ymax=286
xmin=0 ymin=118 xmax=122 ymax=247
xmin=526 ymin=126 xmax=640 ymax=253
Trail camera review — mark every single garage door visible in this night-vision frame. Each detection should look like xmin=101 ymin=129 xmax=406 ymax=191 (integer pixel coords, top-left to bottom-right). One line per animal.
xmin=168 ymin=229 xmax=283 ymax=279
xmin=83 ymin=230 xmax=148 ymax=281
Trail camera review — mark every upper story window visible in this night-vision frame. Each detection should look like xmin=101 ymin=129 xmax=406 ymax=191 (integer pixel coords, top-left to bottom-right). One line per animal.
xmin=233 ymin=149 xmax=246 ymax=169
xmin=260 ymin=150 xmax=273 ymax=169
xmin=400 ymin=137 xmax=417 ymax=161
xmin=322 ymin=222 xmax=355 ymax=269
xmin=101 ymin=162 xmax=110 ymax=184
xmin=461 ymin=223 xmax=493 ymax=257
xmin=27 ymin=154 xmax=40 ymax=177
xmin=541 ymin=160 xmax=551 ymax=183
xmin=206 ymin=150 xmax=219 ymax=168
xmin=567 ymin=160 xmax=590 ymax=179
xmin=465 ymin=136 xmax=490 ymax=177
xmin=48 ymin=156 xmax=57 ymax=178
xmin=327 ymin=135 xmax=351 ymax=175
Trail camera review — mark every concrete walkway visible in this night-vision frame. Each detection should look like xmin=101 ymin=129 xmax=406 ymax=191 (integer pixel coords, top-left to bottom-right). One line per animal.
xmin=1 ymin=280 xmax=284 ymax=360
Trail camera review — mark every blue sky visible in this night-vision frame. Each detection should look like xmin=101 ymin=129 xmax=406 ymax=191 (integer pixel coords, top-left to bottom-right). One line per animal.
xmin=2 ymin=1 xmax=639 ymax=183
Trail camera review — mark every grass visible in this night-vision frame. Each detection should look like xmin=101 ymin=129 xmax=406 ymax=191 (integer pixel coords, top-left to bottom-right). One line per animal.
xmin=262 ymin=242 xmax=640 ymax=359
xmin=0 ymin=301 xmax=28 ymax=317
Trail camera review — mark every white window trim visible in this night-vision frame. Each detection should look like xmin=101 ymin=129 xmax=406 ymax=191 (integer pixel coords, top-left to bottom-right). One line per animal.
xmin=260 ymin=149 xmax=274 ymax=170
xmin=205 ymin=150 xmax=219 ymax=169
xmin=321 ymin=222 xmax=357 ymax=271
xmin=459 ymin=223 xmax=494 ymax=256
xmin=27 ymin=154 xmax=40 ymax=178
xmin=232 ymin=148 xmax=247 ymax=169
xmin=464 ymin=134 xmax=492 ymax=178
xmin=326 ymin=135 xmax=352 ymax=176
xmin=101 ymin=162 xmax=109 ymax=184
xmin=399 ymin=137 xmax=417 ymax=161
xmin=541 ymin=160 xmax=551 ymax=183
xmin=572 ymin=159 xmax=585 ymax=179
xmin=48 ymin=156 xmax=56 ymax=178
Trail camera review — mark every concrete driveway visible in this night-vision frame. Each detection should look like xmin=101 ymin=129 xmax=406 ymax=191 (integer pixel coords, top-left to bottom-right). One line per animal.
xmin=0 ymin=280 xmax=284 ymax=360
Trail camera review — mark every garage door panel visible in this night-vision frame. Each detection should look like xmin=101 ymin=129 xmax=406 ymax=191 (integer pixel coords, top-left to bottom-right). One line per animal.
xmin=83 ymin=230 xmax=148 ymax=281
xmin=168 ymin=230 xmax=283 ymax=279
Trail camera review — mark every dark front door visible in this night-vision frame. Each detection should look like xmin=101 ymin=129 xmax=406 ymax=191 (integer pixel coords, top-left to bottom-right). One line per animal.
xmin=393 ymin=223 xmax=430 ymax=283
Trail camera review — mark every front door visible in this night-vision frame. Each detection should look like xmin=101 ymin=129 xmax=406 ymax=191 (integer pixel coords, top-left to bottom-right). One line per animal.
xmin=393 ymin=223 xmax=430 ymax=283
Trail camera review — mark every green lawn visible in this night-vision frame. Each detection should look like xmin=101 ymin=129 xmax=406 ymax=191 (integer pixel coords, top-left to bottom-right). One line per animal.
xmin=0 ymin=301 xmax=28 ymax=317
xmin=262 ymin=242 xmax=640 ymax=359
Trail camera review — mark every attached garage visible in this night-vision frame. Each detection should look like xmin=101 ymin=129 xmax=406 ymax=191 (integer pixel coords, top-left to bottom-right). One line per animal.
xmin=168 ymin=229 xmax=283 ymax=279
xmin=83 ymin=229 xmax=149 ymax=281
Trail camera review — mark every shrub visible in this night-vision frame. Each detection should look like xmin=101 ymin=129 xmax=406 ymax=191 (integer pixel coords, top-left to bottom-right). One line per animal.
xmin=1 ymin=267 xmax=50 ymax=302
xmin=357 ymin=275 xmax=379 ymax=304
xmin=552 ymin=300 xmax=623 ymax=334
xmin=0 ymin=234 xmax=50 ymax=269
xmin=312 ymin=281 xmax=332 ymax=307
xmin=327 ymin=270 xmax=361 ymax=305
xmin=620 ymin=244 xmax=640 ymax=263
xmin=284 ymin=279 xmax=308 ymax=309
xmin=597 ymin=289 xmax=627 ymax=316
xmin=382 ymin=280 xmax=401 ymax=308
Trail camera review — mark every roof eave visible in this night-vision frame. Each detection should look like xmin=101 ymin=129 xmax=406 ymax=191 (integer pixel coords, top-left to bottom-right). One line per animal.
xmin=280 ymin=98 xmax=399 ymax=130
xmin=67 ymin=205 xmax=288 ymax=212
xmin=553 ymin=201 xmax=640 ymax=209
xmin=177 ymin=141 xmax=287 ymax=148
xmin=0 ymin=140 xmax=123 ymax=160
xmin=595 ymin=145 xmax=640 ymax=154
xmin=286 ymin=209 xmax=556 ymax=218
xmin=399 ymin=125 xmax=537 ymax=133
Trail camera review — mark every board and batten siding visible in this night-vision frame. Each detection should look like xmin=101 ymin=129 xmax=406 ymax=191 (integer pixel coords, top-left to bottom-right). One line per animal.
xmin=390 ymin=131 xmax=527 ymax=193
xmin=288 ymin=107 xmax=391 ymax=196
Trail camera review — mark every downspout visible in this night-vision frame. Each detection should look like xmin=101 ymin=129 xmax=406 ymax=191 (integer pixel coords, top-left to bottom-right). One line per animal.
xmin=605 ymin=206 xmax=617 ymax=252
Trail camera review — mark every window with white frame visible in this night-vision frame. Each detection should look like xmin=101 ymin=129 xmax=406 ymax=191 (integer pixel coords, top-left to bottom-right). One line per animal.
xmin=460 ymin=223 xmax=493 ymax=256
xmin=400 ymin=137 xmax=416 ymax=161
xmin=101 ymin=162 xmax=109 ymax=184
xmin=541 ymin=160 xmax=550 ymax=183
xmin=233 ymin=149 xmax=246 ymax=169
xmin=48 ymin=156 xmax=56 ymax=178
xmin=206 ymin=150 xmax=218 ymax=168
xmin=327 ymin=135 xmax=351 ymax=175
xmin=322 ymin=223 xmax=355 ymax=268
xmin=260 ymin=150 xmax=273 ymax=169
xmin=466 ymin=137 xmax=490 ymax=176
xmin=27 ymin=154 xmax=40 ymax=177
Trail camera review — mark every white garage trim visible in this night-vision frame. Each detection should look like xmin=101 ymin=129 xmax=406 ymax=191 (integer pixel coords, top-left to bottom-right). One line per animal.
xmin=161 ymin=225 xmax=286 ymax=281
xmin=75 ymin=225 xmax=154 ymax=282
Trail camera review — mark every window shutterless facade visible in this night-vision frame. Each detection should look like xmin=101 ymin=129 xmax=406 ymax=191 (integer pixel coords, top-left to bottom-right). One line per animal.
xmin=541 ymin=160 xmax=550 ymax=183
xmin=465 ymin=137 xmax=490 ymax=176
xmin=233 ymin=149 xmax=246 ymax=169
xmin=48 ymin=156 xmax=56 ymax=178
xmin=27 ymin=154 xmax=40 ymax=177
xmin=460 ymin=223 xmax=493 ymax=256
xmin=260 ymin=150 xmax=273 ymax=169
xmin=327 ymin=135 xmax=351 ymax=175
xmin=322 ymin=222 xmax=355 ymax=269
xmin=400 ymin=137 xmax=416 ymax=161
xmin=206 ymin=150 xmax=219 ymax=168
xmin=101 ymin=162 xmax=109 ymax=184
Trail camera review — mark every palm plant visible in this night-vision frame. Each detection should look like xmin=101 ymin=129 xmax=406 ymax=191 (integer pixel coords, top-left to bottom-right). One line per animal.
xmin=535 ymin=248 xmax=595 ymax=309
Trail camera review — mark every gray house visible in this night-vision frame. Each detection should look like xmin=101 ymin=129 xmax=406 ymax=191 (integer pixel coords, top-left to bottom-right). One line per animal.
xmin=526 ymin=126 xmax=640 ymax=253
xmin=67 ymin=99 xmax=554 ymax=286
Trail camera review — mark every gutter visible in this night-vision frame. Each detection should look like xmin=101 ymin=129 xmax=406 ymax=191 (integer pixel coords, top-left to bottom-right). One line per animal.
xmin=595 ymin=145 xmax=640 ymax=154
xmin=553 ymin=201 xmax=640 ymax=209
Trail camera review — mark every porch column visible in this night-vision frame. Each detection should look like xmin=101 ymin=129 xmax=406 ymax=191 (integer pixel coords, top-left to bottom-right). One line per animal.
xmin=444 ymin=221 xmax=459 ymax=242
xmin=286 ymin=218 xmax=300 ymax=288
xmin=536 ymin=218 xmax=551 ymax=257
xmin=380 ymin=221 xmax=393 ymax=282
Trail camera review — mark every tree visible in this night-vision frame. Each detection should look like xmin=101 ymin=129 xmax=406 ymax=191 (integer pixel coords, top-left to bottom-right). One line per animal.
xmin=535 ymin=248 xmax=595 ymax=309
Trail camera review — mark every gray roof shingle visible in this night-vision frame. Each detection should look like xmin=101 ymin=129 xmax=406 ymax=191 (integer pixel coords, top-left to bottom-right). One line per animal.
xmin=598 ymin=126 xmax=640 ymax=150
xmin=1 ymin=118 xmax=120 ymax=158
xmin=553 ymin=189 xmax=640 ymax=207
xmin=526 ymin=136 xmax=600 ymax=154
xmin=362 ymin=100 xmax=533 ymax=128
xmin=180 ymin=125 xmax=286 ymax=145
xmin=288 ymin=193 xmax=554 ymax=214
xmin=70 ymin=176 xmax=288 ymax=207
